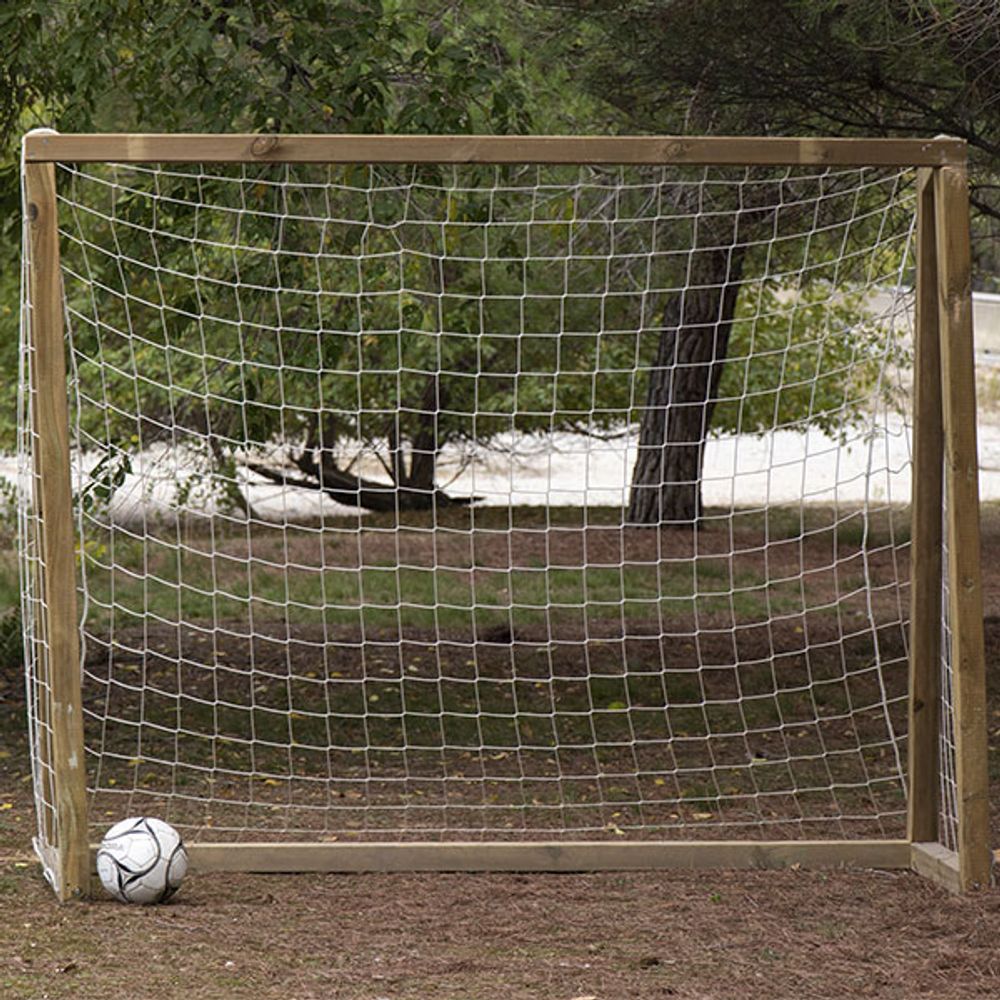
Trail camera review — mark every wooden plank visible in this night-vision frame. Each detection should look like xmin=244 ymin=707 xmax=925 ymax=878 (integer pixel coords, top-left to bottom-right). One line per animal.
xmin=131 ymin=839 xmax=915 ymax=874
xmin=27 ymin=262 xmax=56 ymax=853
xmin=24 ymin=158 xmax=89 ymax=903
xmin=28 ymin=468 xmax=56 ymax=850
xmin=910 ymin=842 xmax=963 ymax=894
xmin=935 ymin=163 xmax=992 ymax=891
xmin=907 ymin=168 xmax=944 ymax=844
xmin=22 ymin=133 xmax=966 ymax=167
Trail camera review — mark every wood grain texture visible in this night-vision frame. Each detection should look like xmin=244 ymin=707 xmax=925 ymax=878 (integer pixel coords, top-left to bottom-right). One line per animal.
xmin=910 ymin=842 xmax=963 ymax=894
xmin=131 ymin=839 xmax=917 ymax=874
xmin=907 ymin=168 xmax=944 ymax=844
xmin=935 ymin=164 xmax=991 ymax=891
xmin=27 ymin=382 xmax=56 ymax=850
xmin=24 ymin=161 xmax=88 ymax=902
xmin=22 ymin=133 xmax=966 ymax=166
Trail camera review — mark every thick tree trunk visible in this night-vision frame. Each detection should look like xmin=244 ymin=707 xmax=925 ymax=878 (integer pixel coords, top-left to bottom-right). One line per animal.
xmin=627 ymin=246 xmax=745 ymax=526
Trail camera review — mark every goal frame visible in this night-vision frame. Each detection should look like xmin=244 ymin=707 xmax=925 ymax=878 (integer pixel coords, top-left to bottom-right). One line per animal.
xmin=21 ymin=132 xmax=989 ymax=899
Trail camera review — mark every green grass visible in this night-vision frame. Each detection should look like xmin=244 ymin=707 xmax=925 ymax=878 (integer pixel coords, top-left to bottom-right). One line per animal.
xmin=82 ymin=545 xmax=809 ymax=632
xmin=74 ymin=502 xmax=894 ymax=635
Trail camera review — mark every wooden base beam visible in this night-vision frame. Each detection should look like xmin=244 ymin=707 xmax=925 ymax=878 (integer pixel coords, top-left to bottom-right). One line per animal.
xmin=77 ymin=839 xmax=987 ymax=895
xmin=86 ymin=838 xmax=912 ymax=876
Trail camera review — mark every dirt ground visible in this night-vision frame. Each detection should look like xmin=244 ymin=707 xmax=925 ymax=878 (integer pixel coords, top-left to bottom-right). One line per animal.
xmin=3 ymin=506 xmax=1000 ymax=999
xmin=3 ymin=862 xmax=1000 ymax=999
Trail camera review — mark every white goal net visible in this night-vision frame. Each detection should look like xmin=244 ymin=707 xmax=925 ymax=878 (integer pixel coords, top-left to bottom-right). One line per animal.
xmin=21 ymin=149 xmax=959 ymax=864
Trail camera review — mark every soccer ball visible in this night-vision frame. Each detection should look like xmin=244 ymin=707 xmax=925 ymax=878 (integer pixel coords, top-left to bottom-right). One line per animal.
xmin=96 ymin=817 xmax=189 ymax=904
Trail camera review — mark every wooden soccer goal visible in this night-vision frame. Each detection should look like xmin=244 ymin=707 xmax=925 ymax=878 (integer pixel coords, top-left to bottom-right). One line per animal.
xmin=20 ymin=132 xmax=989 ymax=900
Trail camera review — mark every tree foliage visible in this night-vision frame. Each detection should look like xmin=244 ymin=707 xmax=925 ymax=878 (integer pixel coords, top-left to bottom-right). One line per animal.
xmin=540 ymin=0 xmax=1000 ymax=280
xmin=61 ymin=161 xmax=651 ymax=511
xmin=1 ymin=0 xmax=936 ymax=519
xmin=2 ymin=0 xmax=537 ymax=506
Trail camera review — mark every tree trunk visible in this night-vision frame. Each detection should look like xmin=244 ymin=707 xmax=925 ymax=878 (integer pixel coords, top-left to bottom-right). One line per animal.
xmin=403 ymin=375 xmax=441 ymax=495
xmin=246 ymin=375 xmax=478 ymax=513
xmin=246 ymin=453 xmax=475 ymax=512
xmin=627 ymin=245 xmax=745 ymax=526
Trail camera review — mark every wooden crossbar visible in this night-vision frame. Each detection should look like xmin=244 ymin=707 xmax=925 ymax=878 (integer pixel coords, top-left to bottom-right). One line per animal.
xmin=22 ymin=133 xmax=966 ymax=167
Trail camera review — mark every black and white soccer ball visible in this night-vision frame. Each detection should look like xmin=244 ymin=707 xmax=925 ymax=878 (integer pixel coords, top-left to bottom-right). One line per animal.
xmin=96 ymin=817 xmax=189 ymax=904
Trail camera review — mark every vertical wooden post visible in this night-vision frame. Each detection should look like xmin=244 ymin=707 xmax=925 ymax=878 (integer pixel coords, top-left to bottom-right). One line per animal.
xmin=24 ymin=158 xmax=89 ymax=901
xmin=907 ymin=168 xmax=944 ymax=845
xmin=934 ymin=162 xmax=991 ymax=890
